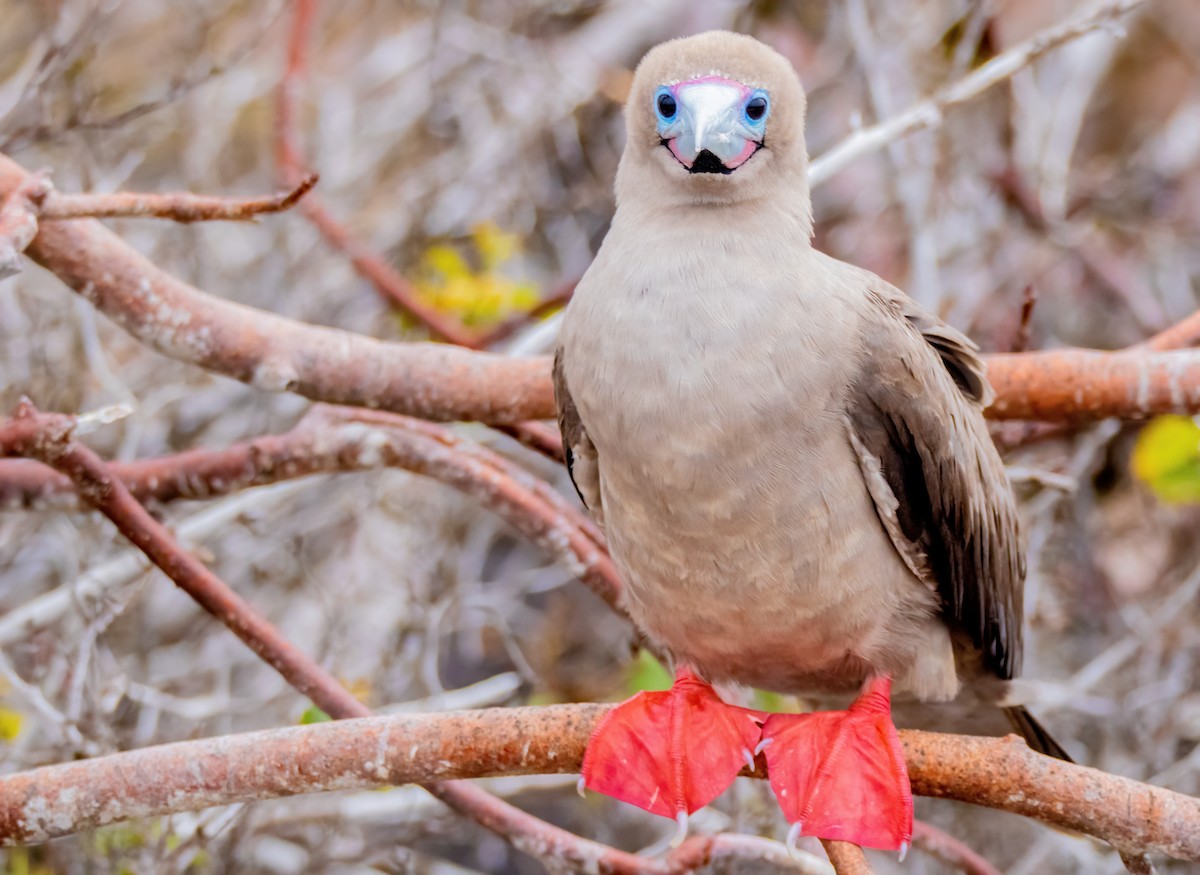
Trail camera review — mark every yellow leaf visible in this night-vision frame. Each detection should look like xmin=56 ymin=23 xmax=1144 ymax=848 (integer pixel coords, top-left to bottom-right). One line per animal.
xmin=1132 ymin=415 xmax=1200 ymax=503
xmin=0 ymin=707 xmax=21 ymax=741
xmin=422 ymin=245 xmax=471 ymax=280
xmin=472 ymin=221 xmax=521 ymax=270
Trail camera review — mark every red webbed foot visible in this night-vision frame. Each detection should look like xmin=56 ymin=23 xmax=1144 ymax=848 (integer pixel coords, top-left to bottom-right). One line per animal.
xmin=581 ymin=668 xmax=764 ymax=835
xmin=759 ymin=676 xmax=913 ymax=853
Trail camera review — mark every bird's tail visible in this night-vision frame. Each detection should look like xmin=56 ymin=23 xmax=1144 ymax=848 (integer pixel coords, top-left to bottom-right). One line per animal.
xmin=1004 ymin=706 xmax=1074 ymax=762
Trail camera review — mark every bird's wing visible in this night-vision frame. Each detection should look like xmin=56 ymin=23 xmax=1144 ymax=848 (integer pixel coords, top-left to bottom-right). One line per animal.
xmin=553 ymin=346 xmax=604 ymax=523
xmin=845 ymin=285 xmax=1024 ymax=680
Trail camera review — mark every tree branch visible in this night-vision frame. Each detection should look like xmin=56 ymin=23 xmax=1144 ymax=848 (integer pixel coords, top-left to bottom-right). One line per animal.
xmin=271 ymin=0 xmax=482 ymax=347
xmin=820 ymin=841 xmax=875 ymax=875
xmin=36 ymin=174 xmax=319 ymax=222
xmin=0 ymin=702 xmax=1196 ymax=863
xmin=0 ymin=171 xmax=49 ymax=278
xmin=0 ymin=406 xmax=615 ymax=603
xmin=0 ymin=403 xmax=664 ymax=873
xmin=7 ymin=148 xmax=1200 ymax=428
xmin=808 ymin=0 xmax=1146 ymax=186
xmin=0 ymin=150 xmax=551 ymax=425
xmin=985 ymin=349 xmax=1200 ymax=422
xmin=911 ymin=820 xmax=1002 ymax=875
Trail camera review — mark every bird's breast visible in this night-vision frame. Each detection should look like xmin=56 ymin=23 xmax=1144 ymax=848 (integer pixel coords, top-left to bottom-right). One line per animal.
xmin=561 ymin=240 xmax=938 ymax=692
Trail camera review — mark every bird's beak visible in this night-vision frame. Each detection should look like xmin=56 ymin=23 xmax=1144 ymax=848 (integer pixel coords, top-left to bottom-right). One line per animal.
xmin=658 ymin=80 xmax=765 ymax=174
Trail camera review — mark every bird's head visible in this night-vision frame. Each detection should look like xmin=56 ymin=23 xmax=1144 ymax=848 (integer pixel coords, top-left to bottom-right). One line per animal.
xmin=616 ymin=31 xmax=811 ymax=218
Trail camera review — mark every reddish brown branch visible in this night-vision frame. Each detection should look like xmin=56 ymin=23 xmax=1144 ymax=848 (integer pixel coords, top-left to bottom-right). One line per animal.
xmin=911 ymin=820 xmax=1001 ymax=875
xmin=475 ymin=279 xmax=579 ymax=347
xmin=1 ymin=401 xmax=370 ymax=719
xmin=0 ymin=171 xmax=49 ymax=278
xmin=0 ymin=403 xmax=650 ymax=873
xmin=8 ymin=152 xmax=1200 ymax=430
xmin=0 ymin=702 xmax=1195 ymax=864
xmin=37 ymin=174 xmax=319 ymax=223
xmin=496 ymin=420 xmax=566 ymax=464
xmin=985 ymin=349 xmax=1200 ymax=422
xmin=272 ymin=0 xmax=481 ymax=347
xmin=1 ymin=150 xmax=550 ymax=424
xmin=821 ymin=841 xmax=874 ymax=874
xmin=1145 ymin=312 xmax=1200 ymax=352
xmin=0 ymin=407 xmax=613 ymax=603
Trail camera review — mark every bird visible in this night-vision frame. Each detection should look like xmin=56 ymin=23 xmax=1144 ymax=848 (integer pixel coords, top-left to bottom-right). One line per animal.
xmin=553 ymin=30 xmax=1069 ymax=854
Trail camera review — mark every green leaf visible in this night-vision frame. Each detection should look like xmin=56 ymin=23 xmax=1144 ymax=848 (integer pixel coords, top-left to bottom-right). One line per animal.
xmin=750 ymin=689 xmax=805 ymax=714
xmin=625 ymin=650 xmax=672 ymax=694
xmin=1132 ymin=415 xmax=1200 ymax=503
xmin=299 ymin=705 xmax=331 ymax=725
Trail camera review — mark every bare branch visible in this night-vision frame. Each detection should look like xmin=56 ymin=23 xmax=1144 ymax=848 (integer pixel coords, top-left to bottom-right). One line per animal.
xmin=911 ymin=820 xmax=1002 ymax=875
xmin=272 ymin=0 xmax=482 ymax=347
xmin=0 ymin=403 xmax=655 ymax=873
xmin=8 ymin=153 xmax=1200 ymax=429
xmin=0 ymin=401 xmax=370 ymax=718
xmin=0 ymin=703 xmax=1195 ymax=864
xmin=821 ymin=841 xmax=875 ymax=875
xmin=0 ymin=407 xmax=616 ymax=606
xmin=0 ymin=150 xmax=550 ymax=425
xmin=985 ymin=349 xmax=1200 ymax=422
xmin=809 ymin=0 xmax=1147 ymax=186
xmin=0 ymin=171 xmax=49 ymax=278
xmin=1145 ymin=312 xmax=1200 ymax=352
xmin=37 ymin=174 xmax=319 ymax=223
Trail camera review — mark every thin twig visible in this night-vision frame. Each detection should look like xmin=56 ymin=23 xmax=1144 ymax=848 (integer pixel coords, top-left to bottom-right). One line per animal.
xmin=0 ymin=409 xmax=615 ymax=603
xmin=272 ymin=0 xmax=481 ymax=346
xmin=0 ymin=403 xmax=653 ymax=875
xmin=37 ymin=174 xmax=319 ymax=222
xmin=1013 ymin=284 xmax=1038 ymax=354
xmin=475 ymin=279 xmax=579 ymax=348
xmin=495 ymin=420 xmax=566 ymax=464
xmin=1120 ymin=850 xmax=1158 ymax=874
xmin=809 ymin=0 xmax=1145 ymax=186
xmin=1 ymin=400 xmax=370 ymax=717
xmin=911 ymin=820 xmax=1002 ymax=875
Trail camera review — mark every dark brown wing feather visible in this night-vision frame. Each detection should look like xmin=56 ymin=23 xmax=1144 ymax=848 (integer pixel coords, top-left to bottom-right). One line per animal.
xmin=847 ymin=287 xmax=1024 ymax=681
xmin=553 ymin=347 xmax=603 ymax=519
xmin=1004 ymin=705 xmax=1074 ymax=761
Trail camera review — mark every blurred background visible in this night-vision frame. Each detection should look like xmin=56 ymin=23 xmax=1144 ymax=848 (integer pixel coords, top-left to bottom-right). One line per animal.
xmin=1 ymin=0 xmax=1199 ymax=872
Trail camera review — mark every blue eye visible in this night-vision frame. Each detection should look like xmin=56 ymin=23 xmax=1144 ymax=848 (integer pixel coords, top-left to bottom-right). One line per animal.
xmin=655 ymin=88 xmax=677 ymax=122
xmin=744 ymin=92 xmax=769 ymax=124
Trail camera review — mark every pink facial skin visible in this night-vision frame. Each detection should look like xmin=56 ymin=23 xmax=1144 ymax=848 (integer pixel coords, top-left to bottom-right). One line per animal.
xmin=667 ymin=129 xmax=757 ymax=170
xmin=723 ymin=138 xmax=759 ymax=169
xmin=667 ymin=139 xmax=694 ymax=168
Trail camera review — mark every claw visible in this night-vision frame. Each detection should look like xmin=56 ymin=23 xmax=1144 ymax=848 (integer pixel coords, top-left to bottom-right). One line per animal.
xmin=786 ymin=821 xmax=804 ymax=859
xmin=754 ymin=736 xmax=774 ymax=756
xmin=670 ymin=811 xmax=689 ymax=848
xmin=743 ymin=748 xmax=756 ymax=771
xmin=899 ymin=841 xmax=909 ymax=862
xmin=576 ymin=775 xmax=587 ymax=799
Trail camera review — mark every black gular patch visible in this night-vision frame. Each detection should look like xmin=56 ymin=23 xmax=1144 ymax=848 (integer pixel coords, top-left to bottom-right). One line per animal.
xmin=689 ymin=149 xmax=733 ymax=175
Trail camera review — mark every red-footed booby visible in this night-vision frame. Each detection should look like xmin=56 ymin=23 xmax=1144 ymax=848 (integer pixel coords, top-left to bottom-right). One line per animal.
xmin=554 ymin=30 xmax=1069 ymax=854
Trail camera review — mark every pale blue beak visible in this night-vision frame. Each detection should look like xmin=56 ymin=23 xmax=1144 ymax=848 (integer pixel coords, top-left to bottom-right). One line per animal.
xmin=655 ymin=78 xmax=770 ymax=172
